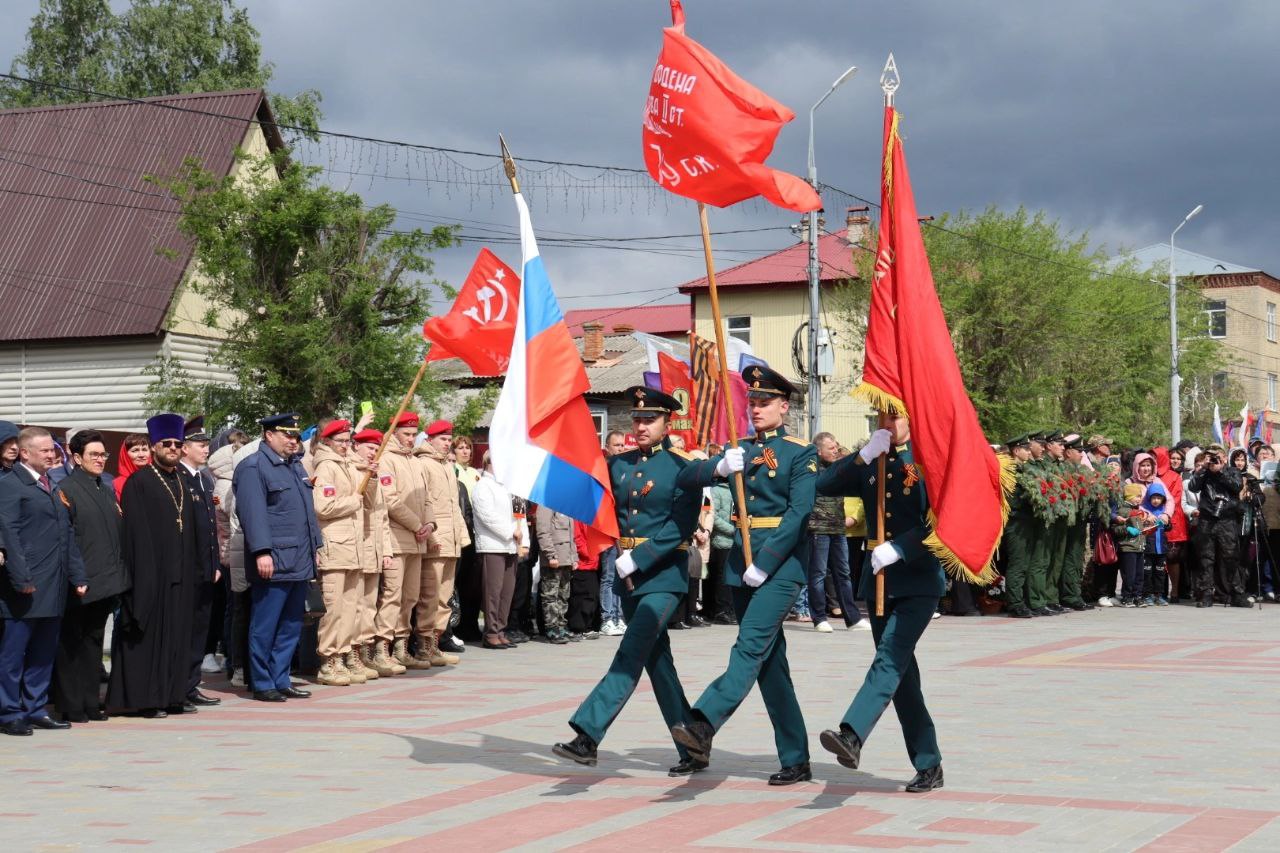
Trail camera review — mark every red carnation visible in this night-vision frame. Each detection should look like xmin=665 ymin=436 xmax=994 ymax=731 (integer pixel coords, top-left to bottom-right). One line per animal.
xmin=1048 ymin=496 xmax=1057 ymax=504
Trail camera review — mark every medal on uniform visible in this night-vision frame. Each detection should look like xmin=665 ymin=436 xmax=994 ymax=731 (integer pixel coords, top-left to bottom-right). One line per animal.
xmin=902 ymin=463 xmax=921 ymax=488
xmin=641 ymin=480 xmax=654 ymax=496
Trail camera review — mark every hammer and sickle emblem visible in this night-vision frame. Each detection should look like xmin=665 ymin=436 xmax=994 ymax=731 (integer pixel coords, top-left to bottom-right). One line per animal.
xmin=463 ymin=268 xmax=511 ymax=325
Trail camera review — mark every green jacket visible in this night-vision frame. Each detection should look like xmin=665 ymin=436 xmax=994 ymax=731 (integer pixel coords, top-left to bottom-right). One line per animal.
xmin=816 ymin=441 xmax=946 ymax=600
xmin=677 ymin=426 xmax=816 ymax=587
xmin=610 ymin=436 xmax=701 ymax=597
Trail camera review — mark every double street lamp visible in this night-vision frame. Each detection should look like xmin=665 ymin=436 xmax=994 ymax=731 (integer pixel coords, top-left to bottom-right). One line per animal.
xmin=1169 ymin=203 xmax=1204 ymax=445
xmin=806 ymin=64 xmax=857 ymax=438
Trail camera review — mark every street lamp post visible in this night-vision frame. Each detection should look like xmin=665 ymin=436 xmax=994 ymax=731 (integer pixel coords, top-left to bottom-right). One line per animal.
xmin=806 ymin=64 xmax=857 ymax=439
xmin=1170 ymin=203 xmax=1203 ymax=445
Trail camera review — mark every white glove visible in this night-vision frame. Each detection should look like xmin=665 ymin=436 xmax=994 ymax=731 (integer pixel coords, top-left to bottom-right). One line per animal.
xmin=743 ymin=564 xmax=768 ymax=587
xmin=615 ymin=549 xmax=637 ymax=579
xmin=859 ymin=429 xmax=893 ymax=465
xmin=715 ymin=447 xmax=746 ymax=477
xmin=870 ymin=541 xmax=902 ymax=574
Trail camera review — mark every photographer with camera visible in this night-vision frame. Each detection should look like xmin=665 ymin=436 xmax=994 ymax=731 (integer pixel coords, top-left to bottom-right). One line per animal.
xmin=1185 ymin=444 xmax=1251 ymax=608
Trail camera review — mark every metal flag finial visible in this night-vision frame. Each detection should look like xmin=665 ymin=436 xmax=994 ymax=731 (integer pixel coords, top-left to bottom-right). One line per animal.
xmin=880 ymin=53 xmax=900 ymax=105
xmin=499 ymin=134 xmax=520 ymax=195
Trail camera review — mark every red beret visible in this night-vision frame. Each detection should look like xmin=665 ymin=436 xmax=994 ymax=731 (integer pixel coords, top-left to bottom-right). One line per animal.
xmin=391 ymin=412 xmax=420 ymax=429
xmin=425 ymin=419 xmax=453 ymax=437
xmin=319 ymin=419 xmax=351 ymax=439
xmin=352 ymin=428 xmax=383 ymax=445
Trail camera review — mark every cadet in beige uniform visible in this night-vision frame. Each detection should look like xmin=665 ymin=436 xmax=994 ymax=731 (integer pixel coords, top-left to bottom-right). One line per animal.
xmin=413 ymin=420 xmax=470 ymax=667
xmin=353 ymin=428 xmax=401 ymax=677
xmin=380 ymin=413 xmax=436 ymax=669
xmin=311 ymin=419 xmax=366 ymax=686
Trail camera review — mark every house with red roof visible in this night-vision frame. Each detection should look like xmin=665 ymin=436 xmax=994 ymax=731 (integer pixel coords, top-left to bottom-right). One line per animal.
xmin=0 ymin=90 xmax=285 ymax=432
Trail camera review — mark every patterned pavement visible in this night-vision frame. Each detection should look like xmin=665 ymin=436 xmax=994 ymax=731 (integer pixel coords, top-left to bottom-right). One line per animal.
xmin=4 ymin=603 xmax=1280 ymax=851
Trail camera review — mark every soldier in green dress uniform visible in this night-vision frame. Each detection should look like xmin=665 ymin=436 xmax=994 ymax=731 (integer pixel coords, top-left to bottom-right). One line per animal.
xmin=1057 ymin=433 xmax=1094 ymax=611
xmin=553 ymin=387 xmax=703 ymax=774
xmin=812 ymin=408 xmax=946 ymax=793
xmin=1042 ymin=431 xmax=1072 ymax=611
xmin=669 ymin=364 xmax=815 ymax=786
xmin=1002 ymin=434 xmax=1036 ymax=618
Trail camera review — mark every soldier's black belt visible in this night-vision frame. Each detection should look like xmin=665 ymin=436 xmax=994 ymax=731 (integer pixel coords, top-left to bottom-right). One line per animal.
xmin=618 ymin=536 xmax=688 ymax=551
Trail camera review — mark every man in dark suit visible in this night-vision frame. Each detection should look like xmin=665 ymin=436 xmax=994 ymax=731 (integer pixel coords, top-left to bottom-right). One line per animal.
xmin=180 ymin=420 xmax=222 ymax=708
xmin=0 ymin=427 xmax=89 ymax=736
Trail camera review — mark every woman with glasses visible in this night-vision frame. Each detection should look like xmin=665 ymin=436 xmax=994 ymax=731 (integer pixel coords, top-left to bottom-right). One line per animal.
xmin=311 ymin=419 xmax=371 ymax=686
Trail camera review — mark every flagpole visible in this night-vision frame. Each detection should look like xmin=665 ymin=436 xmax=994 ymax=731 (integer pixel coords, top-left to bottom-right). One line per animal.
xmin=871 ymin=54 xmax=901 ymax=618
xmin=697 ymin=202 xmax=754 ymax=567
xmin=358 ymin=356 xmax=429 ymax=493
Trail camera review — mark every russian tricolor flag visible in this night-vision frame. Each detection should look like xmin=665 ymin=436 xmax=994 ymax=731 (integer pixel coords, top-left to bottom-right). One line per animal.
xmin=490 ymin=192 xmax=618 ymax=551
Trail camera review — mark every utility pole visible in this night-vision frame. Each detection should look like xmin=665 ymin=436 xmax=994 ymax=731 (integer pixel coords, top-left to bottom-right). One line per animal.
xmin=806 ymin=65 xmax=857 ymax=438
xmin=1169 ymin=204 xmax=1203 ymax=444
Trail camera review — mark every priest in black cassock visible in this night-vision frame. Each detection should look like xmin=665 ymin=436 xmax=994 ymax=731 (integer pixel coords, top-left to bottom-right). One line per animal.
xmin=107 ymin=413 xmax=199 ymax=718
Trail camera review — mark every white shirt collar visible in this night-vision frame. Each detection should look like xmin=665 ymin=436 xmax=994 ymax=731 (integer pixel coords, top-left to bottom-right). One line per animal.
xmin=21 ymin=462 xmax=46 ymax=482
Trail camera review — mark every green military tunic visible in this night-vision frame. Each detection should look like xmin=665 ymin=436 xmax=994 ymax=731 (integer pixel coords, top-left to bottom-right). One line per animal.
xmin=1003 ymin=456 xmax=1037 ymax=612
xmin=1042 ymin=456 xmax=1071 ymax=606
xmin=676 ymin=426 xmax=815 ymax=768
xmin=816 ymin=440 xmax=943 ymax=772
xmin=568 ymin=436 xmax=699 ymax=754
xmin=1024 ymin=455 xmax=1055 ymax=611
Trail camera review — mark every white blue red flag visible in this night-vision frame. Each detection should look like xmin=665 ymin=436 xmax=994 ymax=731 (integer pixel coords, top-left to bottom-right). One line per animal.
xmin=1212 ymin=403 xmax=1224 ymax=445
xmin=489 ymin=192 xmax=619 ymax=552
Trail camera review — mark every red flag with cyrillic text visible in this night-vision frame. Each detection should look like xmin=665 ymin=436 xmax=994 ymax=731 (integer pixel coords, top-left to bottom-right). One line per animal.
xmin=853 ymin=106 xmax=1011 ymax=584
xmin=423 ymin=249 xmax=520 ymax=376
xmin=641 ymin=0 xmax=820 ymax=213
xmin=657 ymin=351 xmax=697 ymax=450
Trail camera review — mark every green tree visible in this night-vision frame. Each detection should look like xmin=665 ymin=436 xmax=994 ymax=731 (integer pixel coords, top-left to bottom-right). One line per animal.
xmin=830 ymin=206 xmax=1228 ymax=446
xmin=144 ymin=151 xmax=458 ymax=428
xmin=2 ymin=0 xmax=321 ymax=137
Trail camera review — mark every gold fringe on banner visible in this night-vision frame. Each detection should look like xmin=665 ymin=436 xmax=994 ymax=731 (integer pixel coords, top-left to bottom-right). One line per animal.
xmin=922 ymin=451 xmax=1017 ymax=586
xmin=851 ymin=381 xmax=907 ymax=417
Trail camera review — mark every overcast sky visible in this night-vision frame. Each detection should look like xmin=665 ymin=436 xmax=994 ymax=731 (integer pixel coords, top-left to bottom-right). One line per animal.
xmin=5 ymin=1 xmax=1278 ymax=314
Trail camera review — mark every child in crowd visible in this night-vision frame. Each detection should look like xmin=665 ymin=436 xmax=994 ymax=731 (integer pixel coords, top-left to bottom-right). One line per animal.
xmin=1141 ymin=482 xmax=1173 ymax=606
xmin=1112 ymin=483 xmax=1149 ymax=607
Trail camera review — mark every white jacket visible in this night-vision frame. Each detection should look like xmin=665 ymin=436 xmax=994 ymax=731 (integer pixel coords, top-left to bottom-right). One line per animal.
xmin=472 ymin=471 xmax=523 ymax=554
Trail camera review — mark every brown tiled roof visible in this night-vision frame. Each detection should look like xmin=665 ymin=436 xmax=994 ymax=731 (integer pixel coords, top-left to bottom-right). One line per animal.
xmin=564 ymin=303 xmax=688 ymax=337
xmin=0 ymin=89 xmax=280 ymax=341
xmin=1199 ymin=271 xmax=1280 ymax=295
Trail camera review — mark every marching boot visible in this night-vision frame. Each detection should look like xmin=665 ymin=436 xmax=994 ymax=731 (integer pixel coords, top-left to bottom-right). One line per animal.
xmin=371 ymin=640 xmax=400 ymax=676
xmin=670 ymin=720 xmax=714 ymax=763
xmin=552 ymin=733 xmax=598 ymax=766
xmin=905 ymin=765 xmax=944 ymax=793
xmin=428 ymin=631 xmax=460 ymax=666
xmin=820 ymin=726 xmax=863 ymax=769
xmin=316 ymin=656 xmax=351 ymax=687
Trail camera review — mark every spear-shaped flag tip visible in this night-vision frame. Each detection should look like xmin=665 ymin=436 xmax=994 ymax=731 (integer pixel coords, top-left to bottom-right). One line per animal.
xmin=499 ymin=133 xmax=519 ymax=195
xmin=880 ymin=53 xmax=900 ymax=102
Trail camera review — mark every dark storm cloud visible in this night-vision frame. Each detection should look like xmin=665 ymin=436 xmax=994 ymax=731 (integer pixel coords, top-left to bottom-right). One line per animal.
xmin=6 ymin=1 xmax=1277 ymax=306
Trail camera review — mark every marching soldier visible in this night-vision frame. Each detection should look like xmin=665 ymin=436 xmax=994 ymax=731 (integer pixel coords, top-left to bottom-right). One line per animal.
xmin=669 ymin=365 xmax=815 ymax=786
xmin=553 ymin=387 xmax=701 ymax=774
xmin=1002 ymin=435 xmax=1035 ymax=618
xmin=812 ymin=408 xmax=946 ymax=793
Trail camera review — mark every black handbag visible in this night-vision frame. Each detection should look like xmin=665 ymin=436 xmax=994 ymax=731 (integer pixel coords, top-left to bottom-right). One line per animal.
xmin=303 ymin=580 xmax=326 ymax=619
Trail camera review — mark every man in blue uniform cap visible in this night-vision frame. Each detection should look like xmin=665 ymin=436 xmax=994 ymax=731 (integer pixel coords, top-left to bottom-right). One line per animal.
xmin=670 ymin=363 xmax=816 ymax=785
xmin=232 ymin=413 xmax=324 ymax=702
xmin=554 ymin=386 xmax=703 ymax=774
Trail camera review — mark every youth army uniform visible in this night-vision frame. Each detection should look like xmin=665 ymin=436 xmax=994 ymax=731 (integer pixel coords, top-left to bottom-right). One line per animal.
xmin=670 ymin=365 xmax=816 ymax=785
xmin=554 ymin=387 xmax=701 ymax=772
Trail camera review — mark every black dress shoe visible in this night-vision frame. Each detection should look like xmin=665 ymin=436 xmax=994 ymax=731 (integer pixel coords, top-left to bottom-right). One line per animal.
xmin=280 ymin=687 xmax=311 ymax=699
xmin=31 ymin=716 xmax=71 ymax=730
xmin=711 ymin=613 xmax=737 ymax=626
xmin=1031 ymin=607 xmax=1055 ymax=616
xmin=482 ymin=639 xmax=511 ymax=649
xmin=905 ymin=765 xmax=944 ymax=792
xmin=252 ymin=690 xmax=287 ymax=702
xmin=769 ymin=762 xmax=813 ymax=786
xmin=668 ymin=757 xmax=709 ymax=777
xmin=172 ymin=702 xmax=198 ymax=714
xmin=819 ymin=727 xmax=862 ymax=769
xmin=688 ymin=614 xmax=710 ymax=627
xmin=62 ymin=712 xmax=90 ymax=724
xmin=1007 ymin=606 xmax=1033 ymax=619
xmin=140 ymin=707 xmax=168 ymax=718
xmin=1065 ymin=600 xmax=1093 ymax=611
xmin=670 ymin=720 xmax=714 ymax=763
xmin=552 ymin=733 xmax=598 ymax=766
xmin=668 ymin=621 xmax=691 ymax=630
xmin=187 ymin=690 xmax=222 ymax=706
xmin=1045 ymin=603 xmax=1066 ymax=614
xmin=1231 ymin=596 xmax=1254 ymax=608
xmin=1 ymin=719 xmax=33 ymax=736
xmin=87 ymin=709 xmax=109 ymax=722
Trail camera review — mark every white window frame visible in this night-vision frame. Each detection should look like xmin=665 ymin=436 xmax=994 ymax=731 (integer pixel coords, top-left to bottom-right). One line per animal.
xmin=1268 ymin=302 xmax=1277 ymax=342
xmin=726 ymin=315 xmax=751 ymax=347
xmin=1205 ymin=300 xmax=1227 ymax=339
xmin=588 ymin=405 xmax=607 ymax=447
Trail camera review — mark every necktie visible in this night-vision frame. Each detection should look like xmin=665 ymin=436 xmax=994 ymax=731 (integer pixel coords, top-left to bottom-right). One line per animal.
xmin=38 ymin=473 xmax=51 ymax=493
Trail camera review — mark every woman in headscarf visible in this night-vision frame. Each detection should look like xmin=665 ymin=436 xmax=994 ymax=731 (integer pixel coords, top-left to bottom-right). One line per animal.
xmin=1153 ymin=447 xmax=1189 ymax=602
xmin=113 ymin=433 xmax=151 ymax=501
